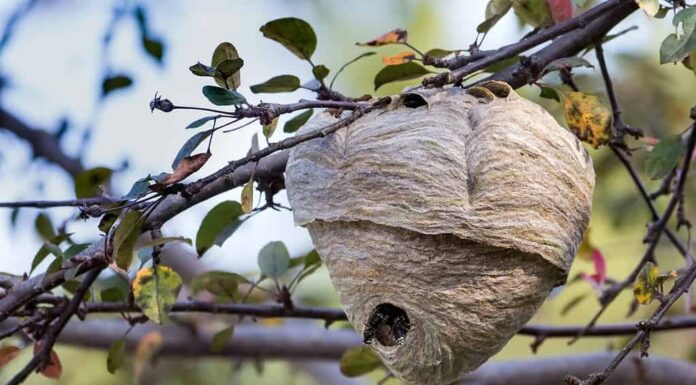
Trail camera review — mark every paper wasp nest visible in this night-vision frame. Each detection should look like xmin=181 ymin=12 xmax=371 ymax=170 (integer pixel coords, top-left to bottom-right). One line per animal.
xmin=285 ymin=83 xmax=594 ymax=385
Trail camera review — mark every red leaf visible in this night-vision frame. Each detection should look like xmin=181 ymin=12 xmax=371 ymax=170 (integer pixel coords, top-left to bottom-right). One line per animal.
xmin=0 ymin=346 xmax=21 ymax=369
xmin=547 ymin=0 xmax=573 ymax=23
xmin=592 ymin=249 xmax=606 ymax=286
xmin=33 ymin=346 xmax=62 ymax=379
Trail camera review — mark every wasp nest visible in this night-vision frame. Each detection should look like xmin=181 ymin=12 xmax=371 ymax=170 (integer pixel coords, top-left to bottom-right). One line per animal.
xmin=285 ymin=82 xmax=594 ymax=385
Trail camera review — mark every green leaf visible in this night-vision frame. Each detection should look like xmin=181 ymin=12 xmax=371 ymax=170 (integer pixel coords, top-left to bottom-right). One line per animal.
xmin=30 ymin=233 xmax=70 ymax=274
xmin=186 ymin=115 xmax=218 ymax=129
xmin=283 ymin=109 xmax=313 ymax=133
xmin=106 ymin=338 xmax=126 ymax=374
xmin=74 ymin=167 xmax=112 ymax=198
xmin=539 ymin=86 xmax=560 ymax=102
xmin=44 ymin=242 xmax=63 ymax=259
xmin=263 ymin=117 xmax=279 ymax=139
xmin=373 ymin=62 xmax=432 ymax=91
xmin=211 ymin=327 xmax=233 ymax=353
xmin=211 ymin=42 xmax=242 ymax=89
xmin=195 ymin=201 xmax=244 ymax=256
xmin=112 ymin=211 xmax=143 ymax=270
xmin=138 ymin=236 xmax=192 ymax=250
xmin=645 ymin=135 xmax=684 ymax=180
xmin=132 ymin=265 xmax=183 ymax=324
xmin=98 ymin=210 xmax=120 ymax=233
xmin=191 ymin=271 xmax=242 ymax=299
xmin=101 ymin=75 xmax=133 ymax=97
xmin=560 ymin=293 xmax=588 ymax=316
xmin=250 ymin=75 xmax=300 ymax=93
xmin=313 ymin=65 xmax=330 ymax=81
xmin=122 ymin=176 xmax=151 ymax=200
xmin=215 ymin=58 xmax=244 ymax=90
xmin=659 ymin=7 xmax=696 ymax=63
xmin=542 ymin=57 xmax=594 ymax=74
xmin=339 ymin=346 xmax=382 ymax=377
xmin=34 ymin=213 xmax=55 ymax=241
xmin=171 ymin=129 xmax=213 ymax=170
xmin=258 ymin=241 xmax=290 ymax=277
xmin=189 ymin=62 xmax=216 ymax=77
xmin=424 ymin=48 xmax=454 ymax=58
xmin=512 ymin=0 xmax=552 ymax=28
xmin=478 ymin=0 xmax=512 ymax=33
xmin=63 ymin=243 xmax=89 ymax=259
xmin=202 ymin=85 xmax=246 ymax=106
xmin=484 ymin=55 xmax=519 ymax=73
xmin=101 ymin=287 xmax=127 ymax=302
xmin=10 ymin=208 xmax=19 ymax=228
xmin=142 ymin=36 xmax=164 ymax=63
xmin=260 ymin=17 xmax=317 ymax=60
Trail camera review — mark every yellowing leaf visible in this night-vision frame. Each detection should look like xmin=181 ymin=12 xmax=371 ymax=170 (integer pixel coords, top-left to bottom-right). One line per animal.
xmin=113 ymin=210 xmax=143 ymax=270
xmin=211 ymin=326 xmax=233 ymax=353
xmin=106 ymin=338 xmax=126 ymax=374
xmin=633 ymin=262 xmax=660 ymax=305
xmin=382 ymin=51 xmax=416 ymax=66
xmin=263 ymin=117 xmax=279 ymax=139
xmin=133 ymin=331 xmax=164 ymax=383
xmin=635 ymin=0 xmax=659 ymax=17
xmin=357 ymin=28 xmax=407 ymax=46
xmin=241 ymin=177 xmax=254 ymax=214
xmin=132 ymin=266 xmax=183 ymax=324
xmin=562 ymin=91 xmax=612 ymax=148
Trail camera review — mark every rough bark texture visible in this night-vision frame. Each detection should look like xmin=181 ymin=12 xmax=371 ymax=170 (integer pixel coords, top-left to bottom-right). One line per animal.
xmin=285 ymin=86 xmax=594 ymax=385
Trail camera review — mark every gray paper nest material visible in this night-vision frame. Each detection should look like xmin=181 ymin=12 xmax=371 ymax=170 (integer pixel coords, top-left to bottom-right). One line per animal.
xmin=285 ymin=86 xmax=594 ymax=385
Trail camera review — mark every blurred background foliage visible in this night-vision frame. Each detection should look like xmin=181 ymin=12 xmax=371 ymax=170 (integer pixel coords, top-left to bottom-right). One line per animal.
xmin=0 ymin=0 xmax=695 ymax=384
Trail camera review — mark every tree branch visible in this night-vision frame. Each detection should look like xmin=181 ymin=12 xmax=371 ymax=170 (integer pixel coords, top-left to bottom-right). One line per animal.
xmin=0 ymin=108 xmax=84 ymax=178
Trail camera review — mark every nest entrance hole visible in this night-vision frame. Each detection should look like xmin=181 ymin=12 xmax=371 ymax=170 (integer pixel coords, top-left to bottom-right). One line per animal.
xmin=363 ymin=303 xmax=411 ymax=347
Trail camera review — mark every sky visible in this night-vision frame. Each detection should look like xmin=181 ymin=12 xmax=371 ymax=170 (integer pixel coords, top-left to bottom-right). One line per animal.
xmin=0 ymin=0 xmax=660 ymax=276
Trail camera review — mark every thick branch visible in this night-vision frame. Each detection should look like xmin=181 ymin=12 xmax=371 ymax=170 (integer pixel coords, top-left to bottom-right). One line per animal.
xmin=0 ymin=108 xmax=84 ymax=177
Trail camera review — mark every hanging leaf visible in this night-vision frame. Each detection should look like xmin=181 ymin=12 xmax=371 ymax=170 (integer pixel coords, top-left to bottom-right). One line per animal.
xmin=263 ymin=117 xmax=279 ymax=139
xmin=635 ymin=0 xmax=660 ymax=17
xmin=539 ymin=86 xmax=560 ymax=102
xmin=260 ymin=18 xmax=317 ymax=60
xmin=74 ymin=167 xmax=112 ymax=198
xmin=133 ymin=331 xmax=164 ymax=382
xmin=142 ymin=36 xmax=164 ymax=63
xmin=211 ymin=327 xmax=234 ymax=353
xmin=195 ymin=201 xmax=245 ymax=256
xmin=258 ymin=241 xmax=290 ymax=277
xmin=171 ymin=129 xmax=214 ymax=169
xmin=34 ymin=213 xmax=55 ymax=241
xmin=382 ymin=51 xmax=416 ymax=66
xmin=250 ymin=75 xmax=300 ymax=93
xmin=132 ymin=265 xmax=183 ymax=324
xmin=373 ymin=62 xmax=432 ymax=91
xmin=106 ymin=338 xmax=126 ymax=374
xmin=241 ymin=177 xmax=254 ymax=214
xmin=38 ymin=348 xmax=62 ymax=379
xmin=660 ymin=7 xmax=696 ymax=63
xmin=579 ymin=249 xmax=607 ymax=294
xmin=211 ymin=42 xmax=242 ymax=89
xmin=645 ymin=134 xmax=684 ymax=180
xmin=512 ymin=0 xmax=552 ymax=28
xmin=542 ymin=57 xmax=594 ymax=75
xmin=547 ymin=0 xmax=573 ymax=23
xmin=313 ymin=65 xmax=330 ymax=81
xmin=202 ymin=85 xmax=246 ymax=106
xmin=478 ymin=0 xmax=513 ymax=33
xmin=562 ymin=91 xmax=612 ymax=148
xmin=189 ymin=62 xmax=216 ymax=77
xmin=339 ymin=346 xmax=382 ymax=377
xmin=357 ymin=28 xmax=407 ymax=46
xmin=101 ymin=75 xmax=133 ymax=97
xmin=157 ymin=152 xmax=211 ymax=186
xmin=112 ymin=210 xmax=143 ymax=270
xmin=283 ymin=109 xmax=313 ymax=133
xmin=330 ymin=52 xmax=377 ymax=88
xmin=0 ymin=346 xmax=21 ymax=369
xmin=560 ymin=293 xmax=588 ymax=316
xmin=191 ymin=271 xmax=243 ymax=300
xmin=186 ymin=115 xmax=218 ymax=129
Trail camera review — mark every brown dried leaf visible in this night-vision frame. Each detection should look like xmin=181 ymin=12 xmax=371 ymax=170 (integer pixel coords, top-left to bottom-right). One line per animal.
xmin=357 ymin=28 xmax=407 ymax=46
xmin=0 ymin=346 xmax=21 ymax=369
xmin=133 ymin=331 xmax=164 ymax=382
xmin=158 ymin=152 xmax=211 ymax=186
xmin=382 ymin=51 xmax=416 ymax=66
